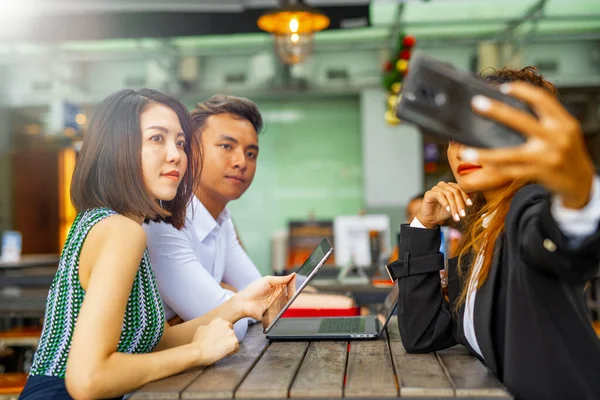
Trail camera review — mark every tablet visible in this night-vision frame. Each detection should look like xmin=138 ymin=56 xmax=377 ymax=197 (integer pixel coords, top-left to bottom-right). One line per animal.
xmin=262 ymin=237 xmax=333 ymax=333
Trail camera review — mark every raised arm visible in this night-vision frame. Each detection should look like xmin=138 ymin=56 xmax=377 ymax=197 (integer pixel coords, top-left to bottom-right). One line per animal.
xmin=511 ymin=182 xmax=600 ymax=283
xmin=65 ymin=216 xmax=238 ymax=400
xmin=390 ymin=181 xmax=474 ymax=353
xmin=467 ymin=82 xmax=600 ymax=283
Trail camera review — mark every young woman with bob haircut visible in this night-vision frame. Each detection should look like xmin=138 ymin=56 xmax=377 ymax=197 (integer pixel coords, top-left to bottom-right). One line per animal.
xmin=19 ymin=89 xmax=296 ymax=400
xmin=390 ymin=67 xmax=600 ymax=400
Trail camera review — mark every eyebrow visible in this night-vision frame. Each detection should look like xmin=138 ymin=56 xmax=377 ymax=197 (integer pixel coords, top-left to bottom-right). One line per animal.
xmin=218 ymin=134 xmax=259 ymax=152
xmin=145 ymin=125 xmax=168 ymax=133
xmin=145 ymin=126 xmax=185 ymax=137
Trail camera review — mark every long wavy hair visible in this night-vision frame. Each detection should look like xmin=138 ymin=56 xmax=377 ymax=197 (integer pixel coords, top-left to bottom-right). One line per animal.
xmin=454 ymin=66 xmax=559 ymax=311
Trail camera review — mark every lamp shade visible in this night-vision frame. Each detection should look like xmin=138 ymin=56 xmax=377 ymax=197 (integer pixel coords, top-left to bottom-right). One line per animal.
xmin=257 ymin=4 xmax=330 ymax=35
xmin=258 ymin=1 xmax=329 ymax=65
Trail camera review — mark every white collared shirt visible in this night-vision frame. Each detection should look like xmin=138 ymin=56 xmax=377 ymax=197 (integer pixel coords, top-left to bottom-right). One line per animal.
xmin=410 ymin=176 xmax=600 ymax=360
xmin=144 ymin=196 xmax=262 ymax=340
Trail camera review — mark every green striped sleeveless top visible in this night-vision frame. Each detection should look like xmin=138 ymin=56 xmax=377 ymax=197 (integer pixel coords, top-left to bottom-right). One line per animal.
xmin=29 ymin=208 xmax=165 ymax=378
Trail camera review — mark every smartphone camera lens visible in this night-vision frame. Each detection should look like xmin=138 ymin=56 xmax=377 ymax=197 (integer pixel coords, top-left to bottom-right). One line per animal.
xmin=418 ymin=84 xmax=445 ymax=108
xmin=419 ymin=86 xmax=432 ymax=99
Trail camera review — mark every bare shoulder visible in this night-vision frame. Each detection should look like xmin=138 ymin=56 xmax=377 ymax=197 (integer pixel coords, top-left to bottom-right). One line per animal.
xmin=85 ymin=214 xmax=147 ymax=252
xmin=79 ymin=214 xmax=147 ymax=289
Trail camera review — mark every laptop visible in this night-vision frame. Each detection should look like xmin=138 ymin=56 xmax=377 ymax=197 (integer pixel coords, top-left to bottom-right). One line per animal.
xmin=262 ymin=237 xmax=334 ymax=334
xmin=266 ymin=282 xmax=399 ymax=341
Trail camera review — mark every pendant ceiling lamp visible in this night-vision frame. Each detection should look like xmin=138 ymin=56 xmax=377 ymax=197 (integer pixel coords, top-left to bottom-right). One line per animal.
xmin=257 ymin=0 xmax=330 ymax=65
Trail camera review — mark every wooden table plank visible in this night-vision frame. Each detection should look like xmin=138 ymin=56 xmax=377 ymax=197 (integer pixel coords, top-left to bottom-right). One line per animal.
xmin=130 ymin=367 xmax=205 ymax=400
xmin=235 ymin=341 xmax=309 ymax=399
xmin=289 ymin=341 xmax=347 ymax=398
xmin=344 ymin=336 xmax=397 ymax=398
xmin=436 ymin=345 xmax=512 ymax=398
xmin=182 ymin=323 xmax=269 ymax=399
xmin=386 ymin=317 xmax=454 ymax=398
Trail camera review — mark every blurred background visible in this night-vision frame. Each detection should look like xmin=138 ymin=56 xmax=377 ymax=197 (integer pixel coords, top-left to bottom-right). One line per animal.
xmin=1 ymin=0 xmax=599 ymax=271
xmin=0 ymin=0 xmax=599 ymax=392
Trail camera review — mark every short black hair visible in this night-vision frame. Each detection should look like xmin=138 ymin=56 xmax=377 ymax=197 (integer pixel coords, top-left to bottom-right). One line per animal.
xmin=190 ymin=94 xmax=263 ymax=135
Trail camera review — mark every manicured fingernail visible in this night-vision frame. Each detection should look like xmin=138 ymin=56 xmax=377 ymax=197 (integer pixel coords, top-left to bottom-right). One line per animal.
xmin=460 ymin=148 xmax=479 ymax=162
xmin=446 ymin=206 xmax=451 ymax=212
xmin=460 ymin=209 xmax=466 ymax=217
xmin=472 ymin=95 xmax=491 ymax=111
xmin=466 ymin=198 xmax=473 ymax=206
xmin=454 ymin=213 xmax=460 ymax=221
xmin=499 ymin=83 xmax=511 ymax=94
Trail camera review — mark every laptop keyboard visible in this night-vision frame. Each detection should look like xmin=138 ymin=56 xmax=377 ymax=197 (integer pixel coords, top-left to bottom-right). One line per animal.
xmin=317 ymin=317 xmax=366 ymax=334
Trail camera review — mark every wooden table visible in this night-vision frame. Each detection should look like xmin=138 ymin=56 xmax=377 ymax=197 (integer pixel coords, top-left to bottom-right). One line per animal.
xmin=131 ymin=317 xmax=512 ymax=400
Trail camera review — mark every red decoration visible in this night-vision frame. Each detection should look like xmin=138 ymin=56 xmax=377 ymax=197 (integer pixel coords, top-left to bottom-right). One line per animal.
xmin=424 ymin=162 xmax=438 ymax=173
xmin=383 ymin=32 xmax=416 ymax=125
xmin=403 ymin=35 xmax=416 ymax=47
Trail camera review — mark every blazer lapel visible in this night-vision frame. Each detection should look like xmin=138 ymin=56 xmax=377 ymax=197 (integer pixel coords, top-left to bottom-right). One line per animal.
xmin=473 ymin=236 xmax=503 ymax=376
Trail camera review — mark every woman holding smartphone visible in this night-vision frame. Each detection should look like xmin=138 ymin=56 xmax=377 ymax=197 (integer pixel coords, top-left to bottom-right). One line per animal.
xmin=390 ymin=67 xmax=600 ymax=400
xmin=19 ymin=89 xmax=295 ymax=400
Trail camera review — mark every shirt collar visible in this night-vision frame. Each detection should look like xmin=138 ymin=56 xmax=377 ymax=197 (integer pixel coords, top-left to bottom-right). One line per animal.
xmin=186 ymin=196 xmax=231 ymax=241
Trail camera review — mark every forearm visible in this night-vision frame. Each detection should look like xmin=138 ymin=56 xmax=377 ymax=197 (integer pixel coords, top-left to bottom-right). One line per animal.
xmin=66 ymin=343 xmax=200 ymax=400
xmin=551 ymin=175 xmax=600 ymax=247
xmin=396 ymin=271 xmax=456 ymax=352
xmin=157 ymin=296 xmax=243 ymax=350
xmin=393 ymin=224 xmax=455 ymax=353
xmin=515 ymin=185 xmax=600 ymax=282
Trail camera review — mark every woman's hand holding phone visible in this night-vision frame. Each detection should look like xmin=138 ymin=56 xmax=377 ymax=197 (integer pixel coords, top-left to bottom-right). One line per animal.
xmin=465 ymin=81 xmax=595 ymax=210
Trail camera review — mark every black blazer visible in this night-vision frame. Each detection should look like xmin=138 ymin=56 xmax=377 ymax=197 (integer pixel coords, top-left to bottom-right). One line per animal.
xmin=388 ymin=184 xmax=600 ymax=400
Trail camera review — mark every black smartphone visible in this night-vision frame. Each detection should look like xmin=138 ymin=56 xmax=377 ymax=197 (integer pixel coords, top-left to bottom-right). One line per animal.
xmin=395 ymin=53 xmax=531 ymax=148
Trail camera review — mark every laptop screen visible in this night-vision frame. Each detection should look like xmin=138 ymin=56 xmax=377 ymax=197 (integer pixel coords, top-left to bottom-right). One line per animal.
xmin=262 ymin=237 xmax=333 ymax=333
xmin=376 ymin=284 xmax=399 ymax=334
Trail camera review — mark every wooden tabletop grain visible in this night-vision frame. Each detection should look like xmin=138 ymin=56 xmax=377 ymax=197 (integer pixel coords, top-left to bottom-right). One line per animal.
xmin=131 ymin=317 xmax=512 ymax=400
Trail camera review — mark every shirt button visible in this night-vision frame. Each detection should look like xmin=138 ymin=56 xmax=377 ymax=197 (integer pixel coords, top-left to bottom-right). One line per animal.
xmin=543 ymin=239 xmax=557 ymax=252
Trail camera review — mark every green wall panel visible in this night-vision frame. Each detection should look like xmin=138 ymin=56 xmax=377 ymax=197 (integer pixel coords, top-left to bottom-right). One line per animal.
xmin=227 ymin=96 xmax=363 ymax=274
